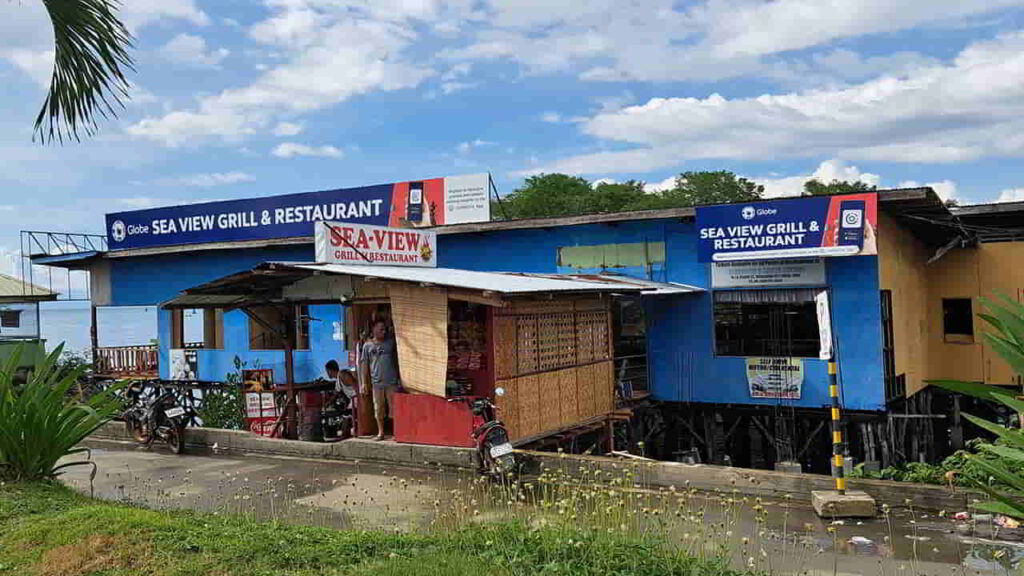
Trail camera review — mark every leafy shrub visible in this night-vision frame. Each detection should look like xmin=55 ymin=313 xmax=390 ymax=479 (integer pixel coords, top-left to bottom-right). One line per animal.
xmin=0 ymin=343 xmax=122 ymax=481
xmin=197 ymin=385 xmax=243 ymax=430
xmin=195 ymin=356 xmax=245 ymax=430
xmin=932 ymin=296 xmax=1024 ymax=517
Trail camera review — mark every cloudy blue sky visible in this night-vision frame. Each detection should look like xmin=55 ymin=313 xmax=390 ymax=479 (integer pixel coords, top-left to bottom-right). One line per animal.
xmin=3 ymin=0 xmax=1024 ymax=277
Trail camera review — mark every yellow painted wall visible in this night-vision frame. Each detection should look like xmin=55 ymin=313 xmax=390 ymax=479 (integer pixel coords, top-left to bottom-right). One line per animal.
xmin=877 ymin=212 xmax=931 ymax=395
xmin=880 ymin=218 xmax=1024 ymax=394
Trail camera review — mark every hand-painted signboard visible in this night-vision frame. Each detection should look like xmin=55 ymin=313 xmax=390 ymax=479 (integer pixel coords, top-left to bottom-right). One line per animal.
xmin=105 ymin=174 xmax=490 ymax=251
xmin=696 ymin=193 xmax=877 ymax=262
xmin=746 ymin=357 xmax=803 ymax=399
xmin=314 ymin=221 xmax=437 ymax=267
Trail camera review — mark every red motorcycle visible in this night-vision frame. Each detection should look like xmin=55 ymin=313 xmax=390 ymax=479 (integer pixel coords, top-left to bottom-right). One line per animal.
xmin=449 ymin=387 xmax=517 ymax=478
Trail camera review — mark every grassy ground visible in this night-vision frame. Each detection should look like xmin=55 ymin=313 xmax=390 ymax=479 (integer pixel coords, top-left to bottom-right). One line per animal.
xmin=0 ymin=482 xmax=737 ymax=576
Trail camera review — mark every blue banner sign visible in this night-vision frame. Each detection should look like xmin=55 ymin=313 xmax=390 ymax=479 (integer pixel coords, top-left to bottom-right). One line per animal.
xmin=695 ymin=193 xmax=877 ymax=262
xmin=104 ymin=174 xmax=491 ymax=251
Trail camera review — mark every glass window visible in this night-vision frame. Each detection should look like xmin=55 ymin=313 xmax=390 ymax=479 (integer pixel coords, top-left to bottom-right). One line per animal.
xmin=713 ymin=289 xmax=821 ymax=358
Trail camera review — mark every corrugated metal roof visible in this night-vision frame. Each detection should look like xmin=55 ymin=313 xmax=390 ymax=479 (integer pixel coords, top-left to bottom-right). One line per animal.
xmin=514 ymin=273 xmax=703 ymax=295
xmin=278 ymin=262 xmax=651 ymax=295
xmin=0 ymin=272 xmax=57 ymax=302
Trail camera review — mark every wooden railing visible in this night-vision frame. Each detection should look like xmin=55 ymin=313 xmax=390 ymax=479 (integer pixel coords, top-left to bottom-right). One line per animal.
xmin=95 ymin=345 xmax=159 ymax=377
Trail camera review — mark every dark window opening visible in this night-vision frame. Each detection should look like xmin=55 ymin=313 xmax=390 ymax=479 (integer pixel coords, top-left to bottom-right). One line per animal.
xmin=942 ymin=298 xmax=974 ymax=343
xmin=0 ymin=310 xmax=21 ymax=328
xmin=249 ymin=304 xmax=310 ymax=351
xmin=714 ymin=289 xmax=821 ymax=358
xmin=880 ymin=290 xmax=904 ymax=401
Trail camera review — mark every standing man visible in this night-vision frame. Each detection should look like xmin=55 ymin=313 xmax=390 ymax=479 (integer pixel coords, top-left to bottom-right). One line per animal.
xmin=360 ymin=319 xmax=400 ymax=440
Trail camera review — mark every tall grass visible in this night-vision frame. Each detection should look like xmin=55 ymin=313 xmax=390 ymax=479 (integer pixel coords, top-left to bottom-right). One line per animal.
xmin=0 ymin=343 xmax=122 ymax=481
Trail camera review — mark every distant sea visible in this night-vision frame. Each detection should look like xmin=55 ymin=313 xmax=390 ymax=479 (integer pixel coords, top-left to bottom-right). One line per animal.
xmin=39 ymin=301 xmax=166 ymax=355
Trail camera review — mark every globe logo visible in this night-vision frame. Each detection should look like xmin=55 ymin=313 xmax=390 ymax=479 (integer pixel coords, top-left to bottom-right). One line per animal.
xmin=111 ymin=220 xmax=126 ymax=242
xmin=741 ymin=206 xmax=756 ymax=220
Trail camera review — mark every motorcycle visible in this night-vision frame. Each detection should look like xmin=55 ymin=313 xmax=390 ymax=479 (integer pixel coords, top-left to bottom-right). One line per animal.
xmin=321 ymin=390 xmax=354 ymax=442
xmin=121 ymin=383 xmax=192 ymax=454
xmin=449 ymin=387 xmax=517 ymax=479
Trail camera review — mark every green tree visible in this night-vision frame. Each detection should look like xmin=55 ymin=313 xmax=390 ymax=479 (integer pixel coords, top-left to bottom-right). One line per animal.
xmin=803 ymin=179 xmax=877 ymax=196
xmin=589 ymin=180 xmax=656 ymax=212
xmin=34 ymin=0 xmax=135 ymax=143
xmin=493 ymin=174 xmax=594 ymax=219
xmin=659 ymin=171 xmax=764 ymax=207
xmin=494 ymin=171 xmax=764 ymax=220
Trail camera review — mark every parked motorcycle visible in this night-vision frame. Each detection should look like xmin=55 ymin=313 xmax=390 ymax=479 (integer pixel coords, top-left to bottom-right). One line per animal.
xmin=321 ymin=391 xmax=354 ymax=442
xmin=121 ymin=383 xmax=192 ymax=454
xmin=449 ymin=387 xmax=517 ymax=479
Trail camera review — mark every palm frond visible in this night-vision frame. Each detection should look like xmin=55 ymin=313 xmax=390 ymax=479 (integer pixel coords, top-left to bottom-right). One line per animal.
xmin=35 ymin=0 xmax=135 ymax=144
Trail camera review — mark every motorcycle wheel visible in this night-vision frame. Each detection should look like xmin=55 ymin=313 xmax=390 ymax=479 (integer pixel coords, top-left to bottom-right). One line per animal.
xmin=126 ymin=417 xmax=150 ymax=443
xmin=478 ymin=443 xmax=516 ymax=482
xmin=167 ymin=424 xmax=186 ymax=455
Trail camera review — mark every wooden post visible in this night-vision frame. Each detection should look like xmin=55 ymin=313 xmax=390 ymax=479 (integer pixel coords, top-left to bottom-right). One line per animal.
xmin=90 ymin=304 xmax=99 ymax=367
xmin=283 ymin=306 xmax=296 ymax=439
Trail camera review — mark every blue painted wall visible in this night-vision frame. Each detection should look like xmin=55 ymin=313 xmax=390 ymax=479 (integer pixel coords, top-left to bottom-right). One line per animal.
xmin=113 ymin=217 xmax=885 ymax=410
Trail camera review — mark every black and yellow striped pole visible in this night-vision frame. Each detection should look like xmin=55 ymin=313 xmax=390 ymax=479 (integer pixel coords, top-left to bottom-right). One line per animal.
xmin=829 ymin=361 xmax=845 ymax=495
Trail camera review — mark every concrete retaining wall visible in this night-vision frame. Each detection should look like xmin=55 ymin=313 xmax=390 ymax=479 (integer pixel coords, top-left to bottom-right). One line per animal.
xmin=91 ymin=422 xmax=979 ymax=512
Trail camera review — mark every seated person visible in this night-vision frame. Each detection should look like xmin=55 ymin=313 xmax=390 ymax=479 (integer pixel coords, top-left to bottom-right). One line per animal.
xmin=325 ymin=360 xmax=356 ymax=404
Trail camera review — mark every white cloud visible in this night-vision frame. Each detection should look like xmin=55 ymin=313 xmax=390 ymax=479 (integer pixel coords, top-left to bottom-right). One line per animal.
xmin=898 ymin=179 xmax=959 ymax=203
xmin=129 ymin=5 xmax=435 ymax=145
xmin=164 ymin=172 xmax=256 ymax=187
xmin=118 ymin=0 xmax=209 ymax=30
xmin=643 ymin=176 xmax=677 ymax=193
xmin=758 ymin=160 xmax=881 ymax=198
xmin=455 ymin=138 xmax=495 ymax=154
xmin=441 ymin=81 xmax=477 ymax=94
xmin=272 ymin=121 xmax=304 ymax=136
xmin=996 ymin=188 xmax=1024 ymax=203
xmin=271 ymin=142 xmax=344 ymax=158
xmin=529 ymin=32 xmax=1024 ymax=175
xmin=540 ymin=112 xmax=562 ymax=124
xmin=2 ymin=49 xmax=53 ymax=87
xmin=704 ymin=0 xmax=1022 ymax=60
xmin=444 ymin=0 xmax=1024 ymax=84
xmin=158 ymin=34 xmax=229 ymax=69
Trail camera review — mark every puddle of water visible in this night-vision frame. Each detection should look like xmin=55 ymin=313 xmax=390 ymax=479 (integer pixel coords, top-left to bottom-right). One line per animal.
xmin=60 ymin=446 xmax=1024 ymax=575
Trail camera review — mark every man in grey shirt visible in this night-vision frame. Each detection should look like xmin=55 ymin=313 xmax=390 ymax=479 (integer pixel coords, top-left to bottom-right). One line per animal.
xmin=361 ymin=319 xmax=400 ymax=440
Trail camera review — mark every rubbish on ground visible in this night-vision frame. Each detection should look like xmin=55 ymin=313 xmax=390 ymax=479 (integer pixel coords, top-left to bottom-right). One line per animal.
xmin=973 ymin=514 xmax=994 ymax=522
xmin=848 ymin=536 xmax=874 ymax=545
xmin=830 ymin=520 xmax=845 ymax=526
xmin=953 ymin=511 xmax=970 ymax=521
xmin=995 ymin=515 xmax=1021 ymax=529
xmin=904 ymin=535 xmax=932 ymax=542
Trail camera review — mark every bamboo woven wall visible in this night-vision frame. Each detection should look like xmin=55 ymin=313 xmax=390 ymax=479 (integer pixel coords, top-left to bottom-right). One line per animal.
xmin=497 ymin=360 xmax=614 ymax=441
xmin=494 ymin=296 xmax=615 ymax=442
xmin=389 ymin=284 xmax=448 ymax=397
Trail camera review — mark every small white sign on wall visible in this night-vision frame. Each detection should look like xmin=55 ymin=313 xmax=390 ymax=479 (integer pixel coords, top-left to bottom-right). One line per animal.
xmin=711 ymin=257 xmax=826 ymax=288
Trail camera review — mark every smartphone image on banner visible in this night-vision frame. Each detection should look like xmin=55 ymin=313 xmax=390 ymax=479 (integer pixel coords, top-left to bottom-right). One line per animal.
xmin=837 ymin=199 xmax=865 ymax=249
xmin=407 ymin=182 xmax=424 ymax=223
